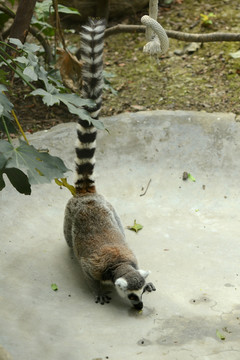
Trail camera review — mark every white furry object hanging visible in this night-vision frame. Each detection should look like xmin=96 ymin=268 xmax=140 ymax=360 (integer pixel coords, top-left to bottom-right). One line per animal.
xmin=143 ymin=35 xmax=161 ymax=55
xmin=141 ymin=15 xmax=169 ymax=55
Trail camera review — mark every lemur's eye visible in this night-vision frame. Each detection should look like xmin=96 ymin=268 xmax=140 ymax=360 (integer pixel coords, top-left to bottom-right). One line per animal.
xmin=128 ymin=293 xmax=139 ymax=301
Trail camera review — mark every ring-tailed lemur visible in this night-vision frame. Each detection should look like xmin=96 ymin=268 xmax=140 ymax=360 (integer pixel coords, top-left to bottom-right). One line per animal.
xmin=63 ymin=19 xmax=156 ymax=310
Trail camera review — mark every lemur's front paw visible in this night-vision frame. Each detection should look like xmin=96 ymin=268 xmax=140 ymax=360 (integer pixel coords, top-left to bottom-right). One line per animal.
xmin=143 ymin=282 xmax=156 ymax=293
xmin=95 ymin=294 xmax=112 ymax=305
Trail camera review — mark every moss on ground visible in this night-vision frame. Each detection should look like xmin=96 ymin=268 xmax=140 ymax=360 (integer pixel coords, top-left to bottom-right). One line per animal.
xmin=101 ymin=0 xmax=240 ymax=117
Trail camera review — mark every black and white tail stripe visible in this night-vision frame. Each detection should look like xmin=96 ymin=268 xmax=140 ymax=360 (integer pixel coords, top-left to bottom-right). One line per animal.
xmin=74 ymin=19 xmax=105 ymax=193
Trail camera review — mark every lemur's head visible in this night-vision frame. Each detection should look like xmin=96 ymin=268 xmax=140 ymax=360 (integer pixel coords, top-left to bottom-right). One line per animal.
xmin=114 ymin=269 xmax=156 ymax=310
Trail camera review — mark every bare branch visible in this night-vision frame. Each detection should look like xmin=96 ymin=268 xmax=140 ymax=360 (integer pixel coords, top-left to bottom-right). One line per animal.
xmin=105 ymin=24 xmax=240 ymax=43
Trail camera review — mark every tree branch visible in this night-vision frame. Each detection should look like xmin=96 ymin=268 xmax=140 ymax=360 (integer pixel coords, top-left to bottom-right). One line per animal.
xmin=9 ymin=0 xmax=37 ymax=43
xmin=0 ymin=4 xmax=53 ymax=63
xmin=105 ymin=24 xmax=240 ymax=43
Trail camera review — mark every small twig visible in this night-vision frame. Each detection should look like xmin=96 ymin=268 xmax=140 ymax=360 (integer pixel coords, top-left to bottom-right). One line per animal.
xmin=53 ymin=0 xmax=66 ymax=50
xmin=11 ymin=110 xmax=29 ymax=144
xmin=140 ymin=179 xmax=151 ymax=197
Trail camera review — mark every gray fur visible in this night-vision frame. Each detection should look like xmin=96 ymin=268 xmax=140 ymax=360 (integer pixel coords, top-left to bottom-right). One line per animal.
xmin=64 ymin=193 xmax=148 ymax=304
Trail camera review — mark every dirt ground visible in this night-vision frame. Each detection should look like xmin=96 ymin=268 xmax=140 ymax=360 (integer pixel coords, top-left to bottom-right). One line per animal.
xmin=6 ymin=0 xmax=240 ymax=133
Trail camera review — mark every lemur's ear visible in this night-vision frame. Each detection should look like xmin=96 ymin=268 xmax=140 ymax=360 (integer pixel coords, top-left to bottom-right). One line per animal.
xmin=138 ymin=269 xmax=150 ymax=279
xmin=115 ymin=277 xmax=128 ymax=290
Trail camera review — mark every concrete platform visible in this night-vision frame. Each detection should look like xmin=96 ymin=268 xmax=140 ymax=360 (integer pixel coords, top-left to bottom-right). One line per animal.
xmin=1 ymin=110 xmax=240 ymax=360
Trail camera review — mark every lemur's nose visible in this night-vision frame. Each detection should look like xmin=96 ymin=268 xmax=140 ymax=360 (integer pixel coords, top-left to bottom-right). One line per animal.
xmin=134 ymin=301 xmax=143 ymax=310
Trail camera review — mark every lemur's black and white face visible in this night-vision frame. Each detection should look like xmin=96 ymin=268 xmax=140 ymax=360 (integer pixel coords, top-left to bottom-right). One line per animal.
xmin=115 ymin=270 xmax=156 ymax=310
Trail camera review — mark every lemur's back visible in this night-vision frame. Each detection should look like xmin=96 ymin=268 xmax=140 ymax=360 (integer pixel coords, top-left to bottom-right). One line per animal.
xmin=63 ymin=19 xmax=155 ymax=308
xmin=64 ymin=193 xmax=129 ymax=254
xmin=64 ymin=193 xmax=137 ymax=281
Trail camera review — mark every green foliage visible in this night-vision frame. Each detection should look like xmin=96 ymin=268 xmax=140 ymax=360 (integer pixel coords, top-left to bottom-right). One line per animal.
xmin=200 ymin=13 xmax=216 ymax=27
xmin=32 ymin=0 xmax=80 ymax=37
xmin=0 ymin=85 xmax=17 ymax=133
xmin=0 ymin=139 xmax=69 ymax=194
xmin=2 ymin=38 xmax=103 ymax=129
xmin=0 ymin=85 xmax=13 ymax=120
xmin=0 ymin=2 xmax=100 ymax=195
xmin=0 ymin=11 xmax=10 ymax=31
xmin=0 ymin=37 xmax=101 ymax=194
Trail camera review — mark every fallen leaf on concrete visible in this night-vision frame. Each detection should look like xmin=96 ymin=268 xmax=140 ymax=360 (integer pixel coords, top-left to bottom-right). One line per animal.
xmin=51 ymin=283 xmax=58 ymax=291
xmin=127 ymin=220 xmax=143 ymax=233
xmin=216 ymin=330 xmax=225 ymax=340
xmin=188 ymin=173 xmax=196 ymax=182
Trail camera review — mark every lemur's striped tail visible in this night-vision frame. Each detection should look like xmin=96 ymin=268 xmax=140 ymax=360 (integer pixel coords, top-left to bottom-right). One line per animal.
xmin=74 ymin=19 xmax=105 ymax=194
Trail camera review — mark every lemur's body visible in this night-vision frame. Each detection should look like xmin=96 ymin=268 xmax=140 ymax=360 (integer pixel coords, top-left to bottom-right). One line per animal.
xmin=64 ymin=19 xmax=155 ymax=309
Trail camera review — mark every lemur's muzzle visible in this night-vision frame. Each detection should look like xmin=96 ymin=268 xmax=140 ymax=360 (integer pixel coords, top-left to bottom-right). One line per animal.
xmin=133 ymin=301 xmax=143 ymax=310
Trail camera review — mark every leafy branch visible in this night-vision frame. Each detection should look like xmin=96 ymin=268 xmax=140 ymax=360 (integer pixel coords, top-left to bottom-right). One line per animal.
xmin=0 ymin=36 xmax=103 ymax=194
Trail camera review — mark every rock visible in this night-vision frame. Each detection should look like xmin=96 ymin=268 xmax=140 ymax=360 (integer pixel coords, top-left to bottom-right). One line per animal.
xmin=184 ymin=42 xmax=202 ymax=54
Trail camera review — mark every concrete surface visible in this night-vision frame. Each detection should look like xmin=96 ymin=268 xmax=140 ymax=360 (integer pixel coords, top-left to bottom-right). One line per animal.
xmin=1 ymin=110 xmax=240 ymax=360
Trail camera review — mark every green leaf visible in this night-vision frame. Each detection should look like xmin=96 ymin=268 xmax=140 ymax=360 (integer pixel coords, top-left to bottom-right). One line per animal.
xmin=51 ymin=283 xmax=58 ymax=291
xmin=9 ymin=38 xmax=23 ymax=49
xmin=4 ymin=167 xmax=31 ymax=195
xmin=30 ymin=88 xmax=60 ymax=106
xmin=15 ymin=56 xmax=29 ymax=65
xmin=0 ymin=116 xmax=17 ymax=134
xmin=216 ymin=330 xmax=225 ymax=341
xmin=30 ymin=89 xmax=104 ymax=128
xmin=35 ymin=0 xmax=53 ymax=19
xmin=0 ymin=12 xmax=10 ymax=31
xmin=0 ymin=89 xmax=14 ymax=120
xmin=37 ymin=66 xmax=56 ymax=93
xmin=127 ymin=220 xmax=143 ymax=233
xmin=23 ymin=66 xmax=38 ymax=81
xmin=23 ymin=43 xmax=40 ymax=54
xmin=0 ymin=139 xmax=69 ymax=185
xmin=0 ymin=169 xmax=6 ymax=191
xmin=57 ymin=93 xmax=93 ymax=108
xmin=90 ymin=118 xmax=105 ymax=130
xmin=0 ymin=69 xmax=8 ymax=85
xmin=57 ymin=5 xmax=80 ymax=15
xmin=0 ymin=139 xmax=13 ymax=161
xmin=0 ymin=84 xmax=8 ymax=92
xmin=0 ymin=144 xmax=31 ymax=194
xmin=188 ymin=173 xmax=196 ymax=182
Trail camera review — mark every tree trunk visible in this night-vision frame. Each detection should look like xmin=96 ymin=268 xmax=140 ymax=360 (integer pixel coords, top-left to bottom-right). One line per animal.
xmin=9 ymin=0 xmax=37 ymax=43
xmin=96 ymin=0 xmax=110 ymax=22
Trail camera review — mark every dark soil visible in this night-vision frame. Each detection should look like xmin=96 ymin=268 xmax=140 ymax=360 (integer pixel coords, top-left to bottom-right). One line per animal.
xmin=5 ymin=0 xmax=240 ymax=133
